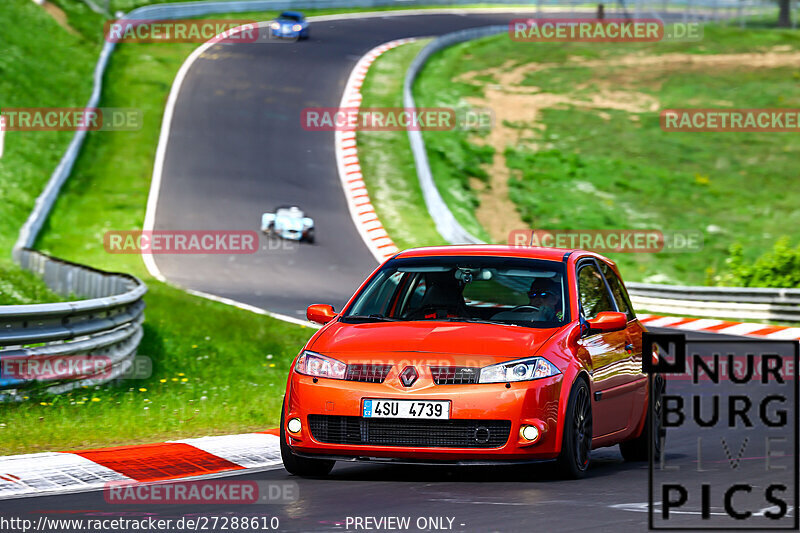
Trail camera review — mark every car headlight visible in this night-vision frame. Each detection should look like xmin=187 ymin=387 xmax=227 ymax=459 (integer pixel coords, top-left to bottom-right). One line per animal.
xmin=270 ymin=22 xmax=280 ymax=30
xmin=479 ymin=356 xmax=560 ymax=383
xmin=292 ymin=24 xmax=302 ymax=31
xmin=294 ymin=351 xmax=346 ymax=379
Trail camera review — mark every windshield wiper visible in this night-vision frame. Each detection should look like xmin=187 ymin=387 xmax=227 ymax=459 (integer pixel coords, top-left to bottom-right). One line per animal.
xmin=342 ymin=314 xmax=400 ymax=323
xmin=442 ymin=317 xmax=520 ymax=327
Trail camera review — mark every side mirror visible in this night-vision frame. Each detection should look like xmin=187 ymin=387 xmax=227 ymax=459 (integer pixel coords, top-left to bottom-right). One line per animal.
xmin=586 ymin=311 xmax=627 ymax=333
xmin=307 ymin=304 xmax=337 ymax=325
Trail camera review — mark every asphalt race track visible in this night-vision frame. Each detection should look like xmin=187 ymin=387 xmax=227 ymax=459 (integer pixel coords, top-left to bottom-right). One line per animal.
xmin=3 ymin=11 xmax=794 ymax=533
xmin=149 ymin=10 xmax=600 ymax=318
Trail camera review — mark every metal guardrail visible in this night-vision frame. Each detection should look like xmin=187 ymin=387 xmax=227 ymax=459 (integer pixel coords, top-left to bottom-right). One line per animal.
xmin=626 ymin=283 xmax=800 ymax=322
xmin=1 ymin=250 xmax=146 ymax=399
xmin=404 ymin=25 xmax=507 ymax=245
xmin=403 ymin=24 xmax=800 ymax=323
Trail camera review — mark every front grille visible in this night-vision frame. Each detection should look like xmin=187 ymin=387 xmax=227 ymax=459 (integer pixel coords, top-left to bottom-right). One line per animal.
xmin=308 ymin=415 xmax=511 ymax=448
xmin=430 ymin=366 xmax=480 ymax=385
xmin=346 ymin=364 xmax=393 ymax=383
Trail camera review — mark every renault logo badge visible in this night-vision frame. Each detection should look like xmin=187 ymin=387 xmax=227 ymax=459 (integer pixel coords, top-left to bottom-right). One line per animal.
xmin=399 ymin=366 xmax=418 ymax=387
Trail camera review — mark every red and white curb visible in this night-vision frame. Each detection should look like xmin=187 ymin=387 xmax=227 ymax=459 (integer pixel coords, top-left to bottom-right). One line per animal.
xmin=335 ymin=38 xmax=419 ymax=264
xmin=0 ymin=430 xmax=280 ymax=500
xmin=639 ymin=314 xmax=800 ymax=340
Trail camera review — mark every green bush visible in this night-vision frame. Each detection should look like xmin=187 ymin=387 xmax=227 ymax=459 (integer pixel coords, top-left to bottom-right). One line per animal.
xmin=716 ymin=238 xmax=800 ymax=288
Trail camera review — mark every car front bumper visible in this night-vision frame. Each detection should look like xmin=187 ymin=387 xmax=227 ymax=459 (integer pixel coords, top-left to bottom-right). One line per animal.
xmin=271 ymin=29 xmax=301 ymax=38
xmin=285 ymin=372 xmax=564 ymax=461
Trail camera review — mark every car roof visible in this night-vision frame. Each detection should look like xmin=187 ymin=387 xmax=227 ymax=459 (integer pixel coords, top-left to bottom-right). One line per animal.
xmin=279 ymin=11 xmax=304 ymax=17
xmin=392 ymin=244 xmax=605 ymax=262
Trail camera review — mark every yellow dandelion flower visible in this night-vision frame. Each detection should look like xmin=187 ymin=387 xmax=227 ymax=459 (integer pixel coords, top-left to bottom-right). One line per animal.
xmin=159 ymin=379 xmax=167 ymax=383
xmin=91 ymin=398 xmax=100 ymax=402
xmin=181 ymin=378 xmax=188 ymax=382
xmin=40 ymin=402 xmax=47 ymax=406
xmin=171 ymin=378 xmax=178 ymax=382
xmin=139 ymin=388 xmax=147 ymax=392
xmin=269 ymin=363 xmax=276 ymax=368
xmin=178 ymin=373 xmax=185 ymax=377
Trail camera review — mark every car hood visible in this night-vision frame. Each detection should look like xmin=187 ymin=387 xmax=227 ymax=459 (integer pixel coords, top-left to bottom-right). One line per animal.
xmin=309 ymin=320 xmax=560 ymax=363
xmin=278 ymin=217 xmax=303 ymax=231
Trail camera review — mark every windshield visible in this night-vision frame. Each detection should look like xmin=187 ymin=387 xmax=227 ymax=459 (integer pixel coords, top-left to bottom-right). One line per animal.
xmin=278 ymin=13 xmax=302 ymax=21
xmin=342 ymin=256 xmax=570 ymax=327
xmin=276 ymin=207 xmax=303 ymax=218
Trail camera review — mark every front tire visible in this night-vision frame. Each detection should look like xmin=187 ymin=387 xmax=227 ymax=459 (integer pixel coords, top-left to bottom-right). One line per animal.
xmin=620 ymin=375 xmax=665 ymax=462
xmin=280 ymin=404 xmax=334 ymax=477
xmin=556 ymin=378 xmax=593 ymax=479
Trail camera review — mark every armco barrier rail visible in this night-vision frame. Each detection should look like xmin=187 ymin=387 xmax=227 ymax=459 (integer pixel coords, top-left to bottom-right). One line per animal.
xmin=403 ymin=24 xmax=800 ymax=323
xmin=0 ymin=250 xmax=146 ymax=400
xmin=404 ymin=25 xmax=506 ymax=245
xmin=625 ymin=282 xmax=800 ymax=322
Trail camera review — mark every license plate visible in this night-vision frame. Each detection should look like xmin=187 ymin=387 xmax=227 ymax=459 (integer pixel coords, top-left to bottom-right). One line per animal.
xmin=362 ymin=399 xmax=450 ymax=419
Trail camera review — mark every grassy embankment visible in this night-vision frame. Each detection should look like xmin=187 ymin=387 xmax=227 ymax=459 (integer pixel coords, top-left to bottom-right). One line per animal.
xmin=357 ymin=24 xmax=800 ymax=287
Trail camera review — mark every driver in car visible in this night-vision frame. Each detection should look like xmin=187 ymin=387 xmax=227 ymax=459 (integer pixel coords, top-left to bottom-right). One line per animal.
xmin=526 ymin=278 xmax=562 ymax=321
xmin=491 ymin=278 xmax=562 ymax=322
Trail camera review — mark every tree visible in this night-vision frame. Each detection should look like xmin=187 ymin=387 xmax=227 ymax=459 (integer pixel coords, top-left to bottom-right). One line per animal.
xmin=778 ymin=0 xmax=793 ymax=28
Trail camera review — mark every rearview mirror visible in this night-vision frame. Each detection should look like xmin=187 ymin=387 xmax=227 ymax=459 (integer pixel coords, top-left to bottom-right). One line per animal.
xmin=307 ymin=304 xmax=337 ymax=325
xmin=586 ymin=311 xmax=627 ymax=333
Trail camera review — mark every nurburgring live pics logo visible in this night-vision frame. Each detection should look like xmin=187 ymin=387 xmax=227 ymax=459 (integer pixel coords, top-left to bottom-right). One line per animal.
xmin=644 ymin=333 xmax=798 ymax=530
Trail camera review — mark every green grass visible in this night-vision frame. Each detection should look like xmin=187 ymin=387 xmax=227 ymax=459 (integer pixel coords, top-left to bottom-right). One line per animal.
xmin=357 ymin=39 xmax=448 ymax=252
xmin=2 ymin=287 xmax=313 ymax=454
xmin=0 ymin=0 xmax=101 ymax=304
xmin=413 ymin=50 xmax=496 ymax=242
xmin=0 ymin=263 xmax=66 ymax=305
xmin=408 ymin=25 xmax=800 ymax=286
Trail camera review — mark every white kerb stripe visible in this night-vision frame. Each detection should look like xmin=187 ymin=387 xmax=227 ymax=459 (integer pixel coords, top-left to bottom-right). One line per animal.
xmin=766 ymin=327 xmax=800 ymax=340
xmin=0 ymin=452 xmax=131 ymax=499
xmin=716 ymin=322 xmax=770 ymax=336
xmin=672 ymin=318 xmax=724 ymax=331
xmin=172 ymin=433 xmax=282 ymax=469
xmin=642 ymin=316 xmax=687 ymax=328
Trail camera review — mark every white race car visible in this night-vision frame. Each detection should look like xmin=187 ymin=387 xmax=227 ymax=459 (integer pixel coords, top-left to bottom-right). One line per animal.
xmin=261 ymin=206 xmax=315 ymax=243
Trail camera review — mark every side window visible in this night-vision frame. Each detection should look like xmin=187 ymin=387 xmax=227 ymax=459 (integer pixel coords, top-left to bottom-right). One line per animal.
xmin=600 ymin=263 xmax=634 ymax=318
xmin=577 ymin=263 xmax=614 ymax=320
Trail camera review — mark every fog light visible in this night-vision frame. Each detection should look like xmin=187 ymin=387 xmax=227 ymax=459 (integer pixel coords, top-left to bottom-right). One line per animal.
xmin=287 ymin=417 xmax=302 ymax=434
xmin=520 ymin=425 xmax=540 ymax=442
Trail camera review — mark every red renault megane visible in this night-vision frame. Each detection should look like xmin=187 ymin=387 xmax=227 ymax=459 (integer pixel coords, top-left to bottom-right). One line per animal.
xmin=280 ymin=245 xmax=663 ymax=478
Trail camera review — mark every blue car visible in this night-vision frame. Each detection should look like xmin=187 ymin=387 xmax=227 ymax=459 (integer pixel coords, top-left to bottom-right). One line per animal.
xmin=261 ymin=205 xmax=315 ymax=243
xmin=269 ymin=11 xmax=309 ymax=40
